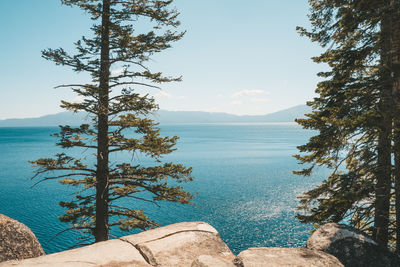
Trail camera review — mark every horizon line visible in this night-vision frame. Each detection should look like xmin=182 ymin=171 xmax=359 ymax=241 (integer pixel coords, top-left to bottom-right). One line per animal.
xmin=0 ymin=104 xmax=307 ymax=121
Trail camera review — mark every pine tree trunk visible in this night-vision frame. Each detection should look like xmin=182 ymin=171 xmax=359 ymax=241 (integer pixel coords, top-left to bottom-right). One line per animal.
xmin=374 ymin=1 xmax=394 ymax=247
xmin=95 ymin=0 xmax=111 ymax=243
xmin=389 ymin=0 xmax=400 ymax=253
xmin=374 ymin=115 xmax=392 ymax=246
xmin=394 ymin=122 xmax=400 ymax=252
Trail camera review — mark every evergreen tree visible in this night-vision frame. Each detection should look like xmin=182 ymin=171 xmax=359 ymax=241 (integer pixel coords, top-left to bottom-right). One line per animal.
xmin=386 ymin=0 xmax=400 ymax=251
xmin=30 ymin=0 xmax=193 ymax=245
xmin=294 ymin=0 xmax=400 ymax=248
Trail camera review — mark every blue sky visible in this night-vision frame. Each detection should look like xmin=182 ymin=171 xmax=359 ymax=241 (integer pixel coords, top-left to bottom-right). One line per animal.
xmin=0 ymin=0 xmax=324 ymax=119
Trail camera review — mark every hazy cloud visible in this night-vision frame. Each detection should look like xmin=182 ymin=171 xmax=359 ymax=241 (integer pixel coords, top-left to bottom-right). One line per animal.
xmin=72 ymin=95 xmax=84 ymax=103
xmin=251 ymin=98 xmax=269 ymax=103
xmin=155 ymin=91 xmax=172 ymax=99
xmin=231 ymin=100 xmax=243 ymax=105
xmin=111 ymin=68 xmax=125 ymax=75
xmin=232 ymin=89 xmax=269 ymax=98
xmin=205 ymin=107 xmax=224 ymax=113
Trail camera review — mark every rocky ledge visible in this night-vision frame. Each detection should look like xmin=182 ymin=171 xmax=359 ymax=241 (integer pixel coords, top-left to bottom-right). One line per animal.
xmin=1 ymin=216 xmax=400 ymax=266
xmin=307 ymin=223 xmax=400 ymax=267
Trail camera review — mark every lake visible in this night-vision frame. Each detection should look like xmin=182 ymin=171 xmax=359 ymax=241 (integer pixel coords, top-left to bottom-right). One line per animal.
xmin=0 ymin=123 xmax=325 ymax=254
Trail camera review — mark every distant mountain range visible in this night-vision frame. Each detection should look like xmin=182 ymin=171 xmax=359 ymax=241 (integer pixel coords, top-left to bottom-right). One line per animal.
xmin=0 ymin=105 xmax=311 ymax=127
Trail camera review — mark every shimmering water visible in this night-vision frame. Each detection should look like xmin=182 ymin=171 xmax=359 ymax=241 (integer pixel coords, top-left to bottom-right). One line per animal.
xmin=0 ymin=123 xmax=324 ymax=254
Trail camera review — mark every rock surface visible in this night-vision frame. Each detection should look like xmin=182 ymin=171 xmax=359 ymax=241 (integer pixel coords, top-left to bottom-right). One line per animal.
xmin=307 ymin=222 xmax=400 ymax=267
xmin=236 ymin=247 xmax=343 ymax=267
xmin=191 ymin=255 xmax=237 ymax=267
xmin=1 ymin=239 xmax=151 ymax=267
xmin=121 ymin=222 xmax=236 ymax=267
xmin=0 ymin=222 xmax=236 ymax=267
xmin=0 ymin=214 xmax=45 ymax=262
xmin=9 ymin=220 xmax=391 ymax=267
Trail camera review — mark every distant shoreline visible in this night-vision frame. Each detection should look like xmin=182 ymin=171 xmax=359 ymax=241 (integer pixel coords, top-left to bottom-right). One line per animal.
xmin=0 ymin=105 xmax=310 ymax=127
xmin=0 ymin=122 xmax=300 ymax=128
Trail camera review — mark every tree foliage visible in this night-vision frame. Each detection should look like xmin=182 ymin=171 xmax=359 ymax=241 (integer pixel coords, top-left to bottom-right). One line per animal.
xmin=294 ymin=0 xmax=400 ymax=249
xmin=30 ymin=0 xmax=193 ymax=246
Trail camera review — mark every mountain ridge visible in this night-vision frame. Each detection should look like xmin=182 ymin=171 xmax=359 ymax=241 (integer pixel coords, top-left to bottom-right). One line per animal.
xmin=0 ymin=105 xmax=311 ymax=127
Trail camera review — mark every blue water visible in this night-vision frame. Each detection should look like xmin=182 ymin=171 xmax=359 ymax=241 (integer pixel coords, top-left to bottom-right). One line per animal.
xmin=0 ymin=123 xmax=324 ymax=254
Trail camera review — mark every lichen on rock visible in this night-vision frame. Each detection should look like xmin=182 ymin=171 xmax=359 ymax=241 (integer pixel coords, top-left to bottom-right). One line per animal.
xmin=307 ymin=223 xmax=400 ymax=267
xmin=0 ymin=214 xmax=45 ymax=262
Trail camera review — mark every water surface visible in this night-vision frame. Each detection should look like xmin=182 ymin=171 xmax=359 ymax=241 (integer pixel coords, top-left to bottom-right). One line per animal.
xmin=0 ymin=123 xmax=324 ymax=254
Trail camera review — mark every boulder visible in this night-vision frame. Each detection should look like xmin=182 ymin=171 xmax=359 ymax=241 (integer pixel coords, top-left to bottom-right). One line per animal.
xmin=121 ymin=222 xmax=236 ymax=267
xmin=307 ymin=223 xmax=400 ymax=267
xmin=0 ymin=214 xmax=45 ymax=262
xmin=191 ymin=255 xmax=237 ymax=267
xmin=236 ymin=247 xmax=343 ymax=267
xmin=1 ymin=222 xmax=235 ymax=267
xmin=0 ymin=239 xmax=151 ymax=267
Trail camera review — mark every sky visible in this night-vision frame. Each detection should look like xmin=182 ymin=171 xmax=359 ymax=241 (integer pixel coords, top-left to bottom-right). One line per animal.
xmin=0 ymin=0 xmax=325 ymax=119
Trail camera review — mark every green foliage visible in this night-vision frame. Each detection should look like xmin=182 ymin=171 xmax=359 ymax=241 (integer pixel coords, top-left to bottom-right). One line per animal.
xmin=294 ymin=0 xmax=400 ymax=247
xmin=30 ymin=0 xmax=193 ymax=246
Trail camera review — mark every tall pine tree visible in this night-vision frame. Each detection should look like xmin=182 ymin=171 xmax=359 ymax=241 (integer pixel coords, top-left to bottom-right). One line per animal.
xmin=294 ymin=0 xmax=400 ymax=248
xmin=30 ymin=0 xmax=193 ymax=245
xmin=386 ymin=0 xmax=400 ymax=251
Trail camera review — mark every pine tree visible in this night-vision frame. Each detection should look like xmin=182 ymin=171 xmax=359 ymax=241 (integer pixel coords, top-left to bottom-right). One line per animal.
xmin=30 ymin=0 xmax=193 ymax=245
xmin=386 ymin=0 xmax=400 ymax=251
xmin=294 ymin=0 xmax=399 ymax=248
